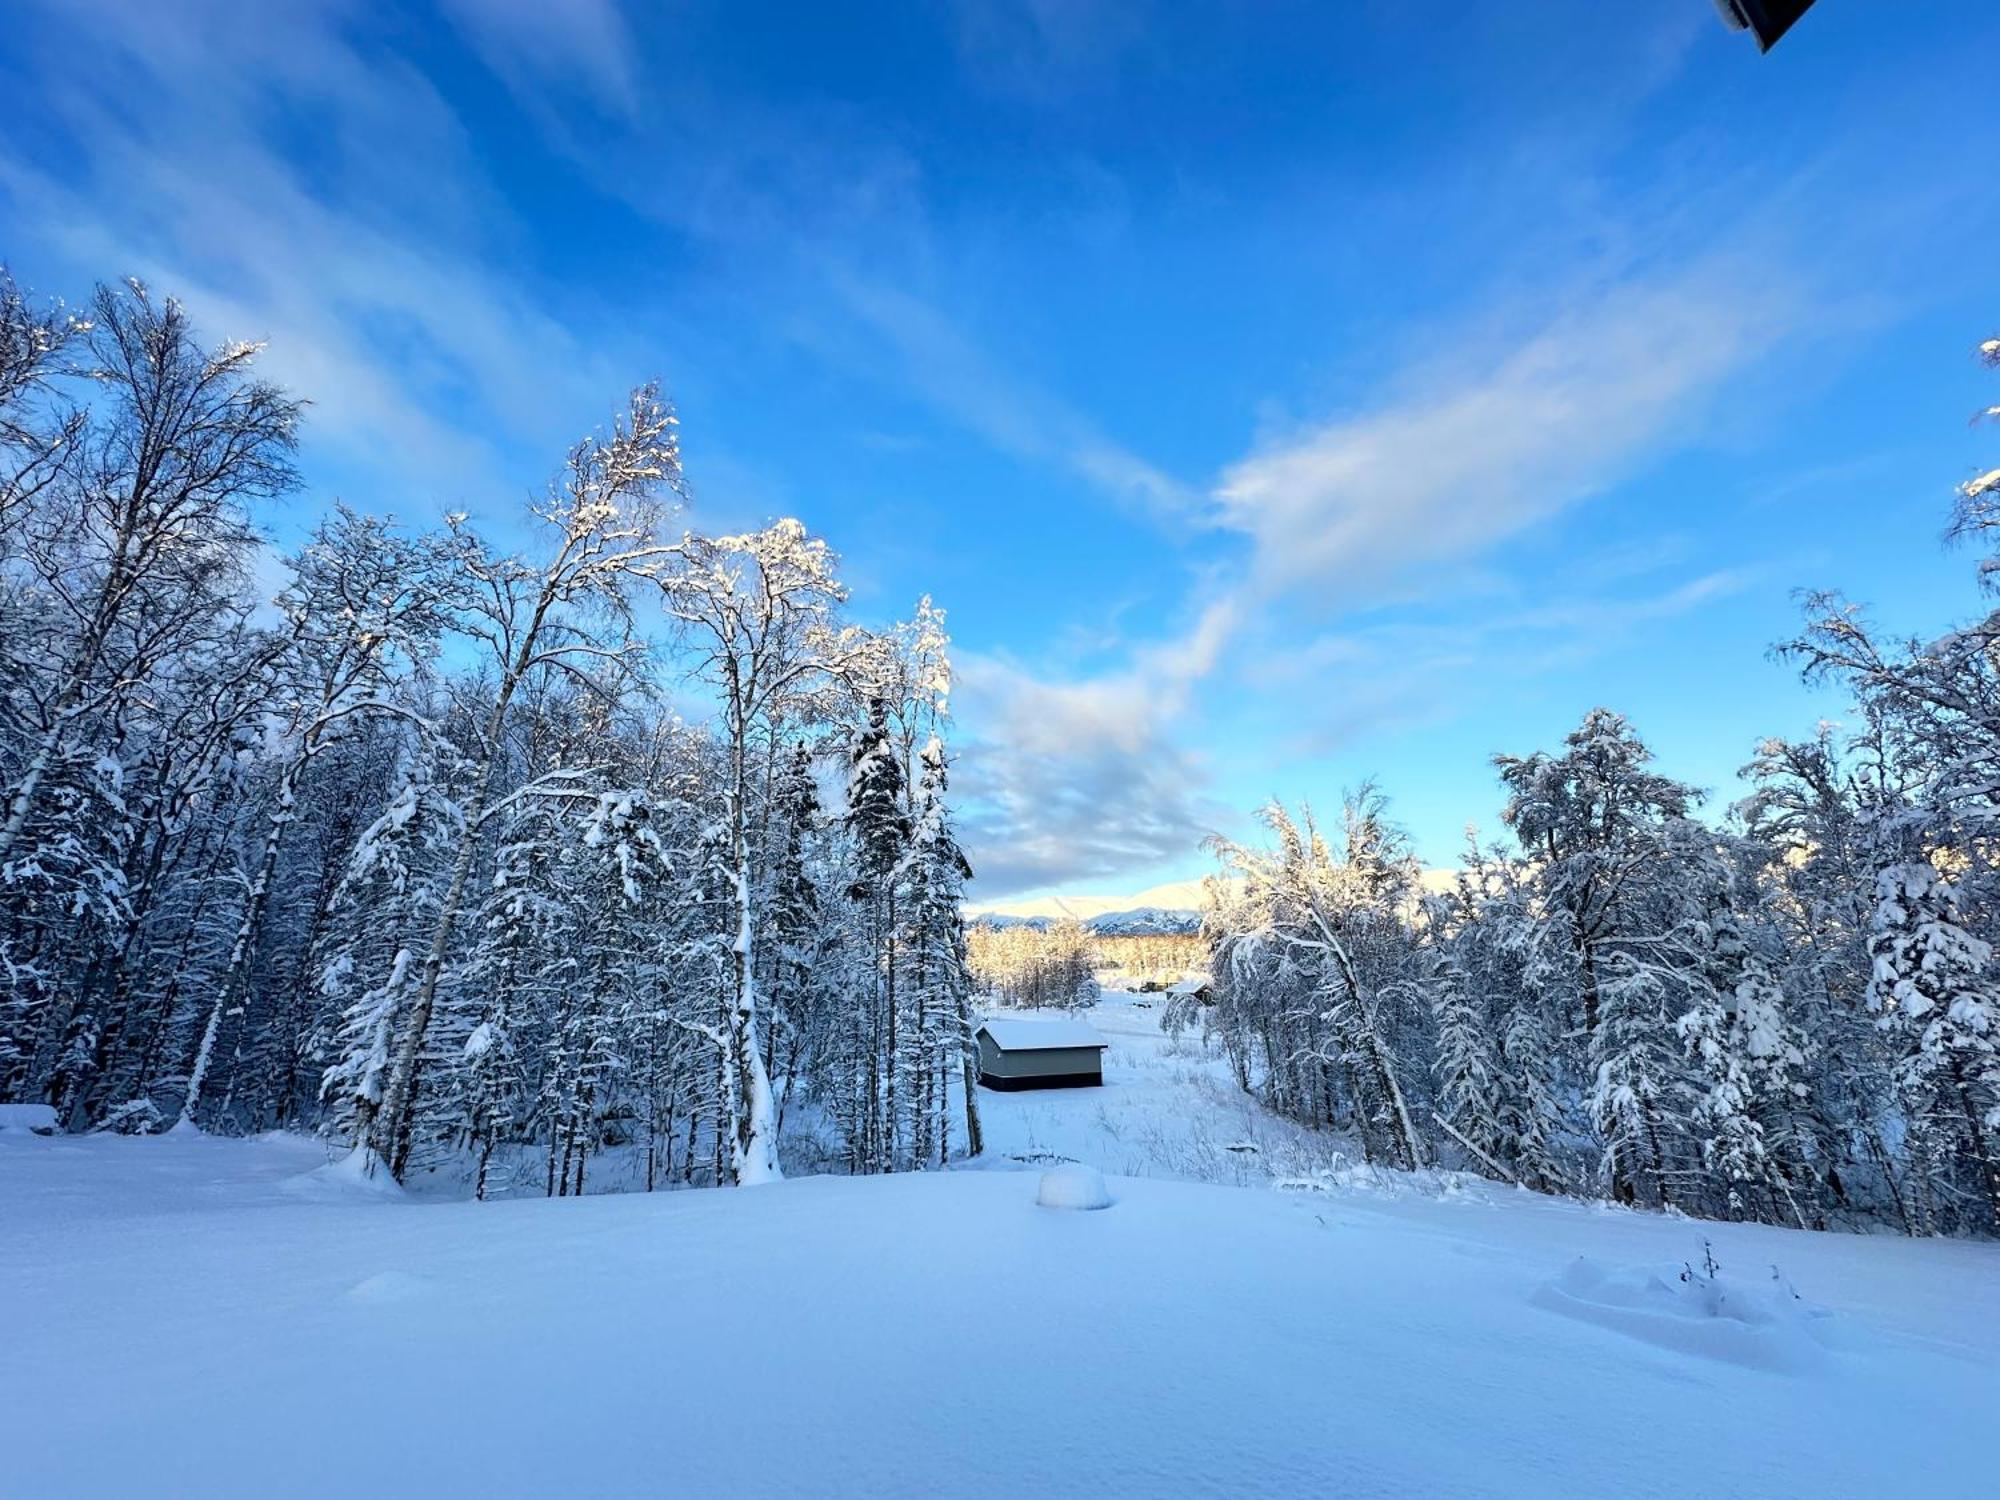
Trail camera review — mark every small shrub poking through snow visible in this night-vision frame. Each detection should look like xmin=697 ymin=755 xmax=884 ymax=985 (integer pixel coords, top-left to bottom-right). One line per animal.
xmin=1037 ymin=1163 xmax=1113 ymax=1210
xmin=1531 ymin=1250 xmax=1851 ymax=1373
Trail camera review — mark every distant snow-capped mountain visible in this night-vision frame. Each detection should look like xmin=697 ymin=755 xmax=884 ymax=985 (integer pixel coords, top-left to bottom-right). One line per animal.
xmin=965 ymin=903 xmax=1201 ymax=936
xmin=964 ymin=878 xmax=1208 ymax=926
xmin=1082 ymin=906 xmax=1201 ymax=936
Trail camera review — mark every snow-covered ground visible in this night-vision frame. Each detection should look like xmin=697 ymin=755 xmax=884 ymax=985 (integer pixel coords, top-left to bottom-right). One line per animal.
xmin=6 ymin=998 xmax=1997 ymax=1497
xmin=973 ymin=994 xmax=1365 ymax=1184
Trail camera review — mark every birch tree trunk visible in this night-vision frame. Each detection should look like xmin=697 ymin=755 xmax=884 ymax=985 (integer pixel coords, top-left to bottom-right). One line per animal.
xmin=177 ymin=758 xmax=305 ymax=1129
xmin=725 ymin=683 xmax=782 ymax=1185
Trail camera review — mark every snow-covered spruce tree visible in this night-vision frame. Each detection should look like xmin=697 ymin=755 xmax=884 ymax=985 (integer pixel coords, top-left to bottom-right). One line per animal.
xmin=1586 ymin=947 xmax=1687 ymax=1209
xmin=456 ymin=995 xmax=523 ymax=1202
xmin=1736 ymin=728 xmax=1907 ymax=1223
xmin=904 ymin=734 xmax=980 ymax=1164
xmin=542 ymin=787 xmax=671 ymax=1198
xmin=1431 ymin=847 xmax=1578 ymax=1194
xmin=1675 ymin=897 xmax=1813 ymax=1228
xmin=855 ymin=599 xmax=979 ymax=1166
xmin=1868 ymin=860 xmax=2000 ymax=1234
xmin=316 ymin=742 xmax=462 ymax=1170
xmin=1497 ymin=710 xmax=1701 ymax=1204
xmin=1424 ymin=947 xmax=1508 ymax=1177
xmin=632 ymin=717 xmax=735 ymax=1187
xmin=1497 ymin=986 xmax=1573 ymax=1197
xmin=845 ymin=695 xmax=910 ymax=1172
xmin=762 ymin=744 xmax=823 ymax=1134
xmin=447 ymin=788 xmax=569 ymax=1199
xmin=369 ymin=387 xmax=681 ymax=1180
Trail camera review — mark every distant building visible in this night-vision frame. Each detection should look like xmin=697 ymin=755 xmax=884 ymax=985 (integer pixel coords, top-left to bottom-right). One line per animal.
xmin=1165 ymin=975 xmax=1212 ymax=1006
xmin=975 ymin=1017 xmax=1108 ymax=1091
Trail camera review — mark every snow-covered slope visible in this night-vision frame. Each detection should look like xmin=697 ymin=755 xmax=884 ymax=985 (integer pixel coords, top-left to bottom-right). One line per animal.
xmin=6 ymin=1002 xmax=1998 ymax=1497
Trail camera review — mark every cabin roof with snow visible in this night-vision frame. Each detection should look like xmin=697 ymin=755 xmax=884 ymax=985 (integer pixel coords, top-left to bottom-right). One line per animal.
xmin=975 ymin=1017 xmax=1107 ymax=1052
xmin=1165 ymin=975 xmax=1211 ymax=997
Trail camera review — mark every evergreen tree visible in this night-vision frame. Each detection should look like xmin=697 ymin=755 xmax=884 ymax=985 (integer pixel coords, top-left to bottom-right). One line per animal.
xmin=904 ymin=735 xmax=980 ymax=1163
xmin=845 ymin=696 xmax=909 ymax=1170
xmin=1869 ymin=861 xmax=2000 ymax=1233
xmin=316 ymin=745 xmax=461 ymax=1170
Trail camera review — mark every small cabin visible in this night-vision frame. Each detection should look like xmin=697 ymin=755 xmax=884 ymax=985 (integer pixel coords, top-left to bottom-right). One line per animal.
xmin=1165 ymin=975 xmax=1213 ymax=1006
xmin=975 ymin=1017 xmax=1108 ymax=1091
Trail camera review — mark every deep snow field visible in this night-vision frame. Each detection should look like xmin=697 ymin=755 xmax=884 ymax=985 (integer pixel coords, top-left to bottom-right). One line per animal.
xmin=6 ymin=997 xmax=1997 ymax=1498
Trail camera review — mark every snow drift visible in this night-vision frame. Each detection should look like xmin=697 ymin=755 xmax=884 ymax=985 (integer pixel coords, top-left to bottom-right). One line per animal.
xmin=5 ymin=1123 xmax=1997 ymax=1498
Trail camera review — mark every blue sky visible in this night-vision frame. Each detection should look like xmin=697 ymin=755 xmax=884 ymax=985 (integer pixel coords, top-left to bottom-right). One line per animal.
xmin=3 ymin=0 xmax=1996 ymax=899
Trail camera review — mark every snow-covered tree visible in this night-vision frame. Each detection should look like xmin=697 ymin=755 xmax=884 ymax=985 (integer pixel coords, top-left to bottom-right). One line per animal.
xmin=844 ymin=695 xmax=910 ymax=1171
xmin=1869 ymin=861 xmax=2000 ymax=1233
xmin=0 ymin=280 xmax=299 ymax=868
xmin=1203 ymin=792 xmax=1429 ymax=1171
xmin=904 ymin=735 xmax=980 ymax=1164
xmin=0 ymin=266 xmax=81 ymax=537
xmin=317 ymin=746 xmax=462 ymax=1171
xmin=659 ymin=518 xmax=860 ymax=1184
xmin=1676 ymin=904 xmax=1812 ymax=1227
xmin=178 ymin=508 xmax=450 ymax=1129
xmin=370 ymin=386 xmax=681 ymax=1179
xmin=1425 ymin=937 xmax=1512 ymax=1182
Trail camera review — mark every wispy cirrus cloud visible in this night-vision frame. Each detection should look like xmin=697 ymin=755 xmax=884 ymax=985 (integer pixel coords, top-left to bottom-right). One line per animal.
xmin=953 ymin=257 xmax=1806 ymax=891
xmin=438 ymin=0 xmax=640 ymax=117
xmin=827 ymin=272 xmax=1198 ymax=525
xmin=1214 ymin=258 xmax=1803 ymax=607
xmin=0 ymin=0 xmax=638 ymax=516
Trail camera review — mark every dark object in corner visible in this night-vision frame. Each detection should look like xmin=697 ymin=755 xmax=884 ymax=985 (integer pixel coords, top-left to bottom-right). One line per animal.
xmin=1714 ymin=0 xmax=1819 ymax=52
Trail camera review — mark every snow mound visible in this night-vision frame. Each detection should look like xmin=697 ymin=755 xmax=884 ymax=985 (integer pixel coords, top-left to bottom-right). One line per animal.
xmin=281 ymin=1145 xmax=406 ymax=1200
xmin=1037 ymin=1163 xmax=1113 ymax=1210
xmin=1532 ymin=1255 xmax=1850 ymax=1373
xmin=0 ymin=1103 xmax=58 ymax=1135
xmin=7 ymin=1132 xmax=1994 ymax=1496
xmin=1274 ymin=1152 xmax=1494 ymax=1206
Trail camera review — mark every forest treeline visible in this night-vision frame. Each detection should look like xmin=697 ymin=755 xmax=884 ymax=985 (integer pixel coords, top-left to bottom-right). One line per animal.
xmin=0 ymin=271 xmax=982 ymax=1191
xmin=1188 ymin=335 xmax=2000 ymax=1237
xmin=6 ymin=266 xmax=1997 ymax=1238
xmin=967 ymin=920 xmax=1201 ymax=1009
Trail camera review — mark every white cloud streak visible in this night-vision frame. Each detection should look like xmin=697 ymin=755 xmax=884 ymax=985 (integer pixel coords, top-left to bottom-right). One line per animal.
xmin=960 ymin=261 xmax=1803 ymax=890
xmin=0 ymin=0 xmax=636 ymax=514
xmin=439 ymin=0 xmax=640 ymax=118
xmin=1215 ymin=261 xmax=1800 ymax=605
